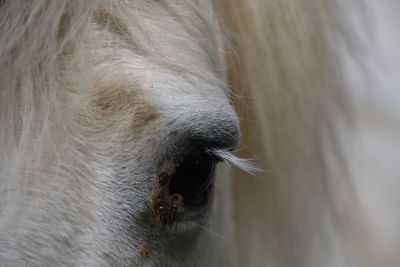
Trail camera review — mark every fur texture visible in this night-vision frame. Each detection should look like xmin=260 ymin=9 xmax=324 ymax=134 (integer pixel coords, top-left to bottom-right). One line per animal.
xmin=0 ymin=1 xmax=238 ymax=266
xmin=1 ymin=0 xmax=399 ymax=266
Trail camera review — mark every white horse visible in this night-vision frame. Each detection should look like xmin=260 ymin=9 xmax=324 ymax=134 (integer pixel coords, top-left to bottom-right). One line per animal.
xmin=1 ymin=0 xmax=399 ymax=266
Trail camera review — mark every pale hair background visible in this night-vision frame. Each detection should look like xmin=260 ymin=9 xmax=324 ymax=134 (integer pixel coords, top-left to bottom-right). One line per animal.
xmin=221 ymin=0 xmax=400 ymax=266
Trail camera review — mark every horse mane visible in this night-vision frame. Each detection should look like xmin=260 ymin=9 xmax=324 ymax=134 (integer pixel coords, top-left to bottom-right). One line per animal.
xmin=217 ymin=0 xmax=395 ymax=266
xmin=0 ymin=0 xmax=91 ymax=214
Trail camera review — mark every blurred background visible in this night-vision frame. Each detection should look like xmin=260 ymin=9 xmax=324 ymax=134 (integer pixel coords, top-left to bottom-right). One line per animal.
xmin=218 ymin=0 xmax=400 ymax=266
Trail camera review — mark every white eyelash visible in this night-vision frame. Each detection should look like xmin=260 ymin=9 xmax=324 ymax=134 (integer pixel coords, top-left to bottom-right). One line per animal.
xmin=207 ymin=148 xmax=263 ymax=174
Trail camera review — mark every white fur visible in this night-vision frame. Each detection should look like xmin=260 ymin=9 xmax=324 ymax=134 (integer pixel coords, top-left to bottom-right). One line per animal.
xmin=0 ymin=1 xmax=237 ymax=266
xmin=1 ymin=0 xmax=400 ymax=266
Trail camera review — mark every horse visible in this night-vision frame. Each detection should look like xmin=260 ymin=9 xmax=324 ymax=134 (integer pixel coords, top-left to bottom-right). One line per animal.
xmin=1 ymin=0 xmax=399 ymax=266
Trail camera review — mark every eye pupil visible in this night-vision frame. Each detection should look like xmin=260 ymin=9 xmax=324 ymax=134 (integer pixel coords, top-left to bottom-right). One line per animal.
xmin=168 ymin=154 xmax=217 ymax=207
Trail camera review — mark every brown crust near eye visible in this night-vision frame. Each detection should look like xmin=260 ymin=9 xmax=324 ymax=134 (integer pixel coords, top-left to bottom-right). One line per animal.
xmin=156 ymin=160 xmax=176 ymax=177
xmin=148 ymin=160 xmax=185 ymax=225
xmin=139 ymin=248 xmax=150 ymax=257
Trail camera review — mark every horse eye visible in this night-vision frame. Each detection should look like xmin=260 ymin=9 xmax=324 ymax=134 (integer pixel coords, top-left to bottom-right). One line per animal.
xmin=168 ymin=154 xmax=217 ymax=207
